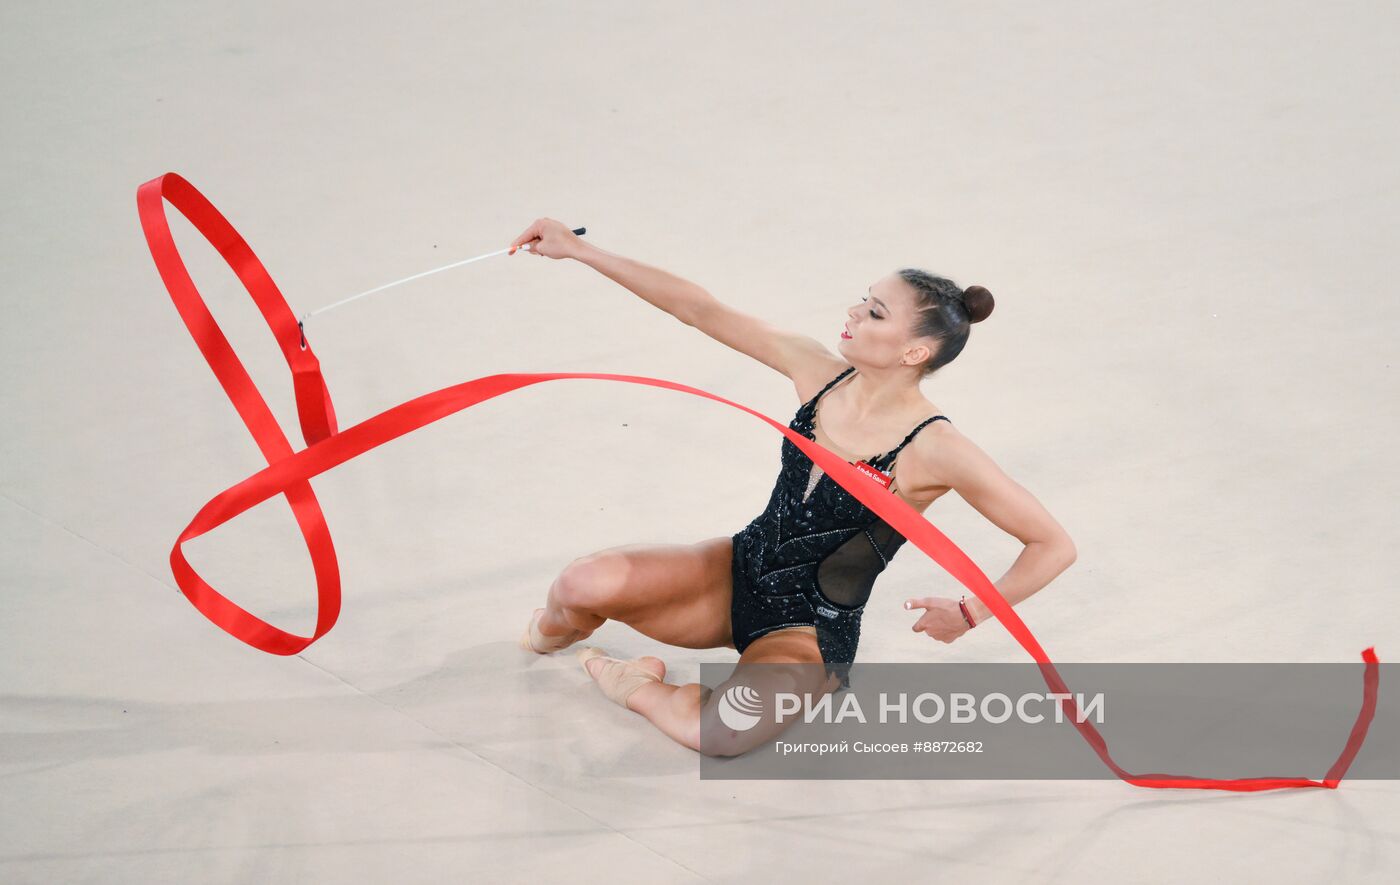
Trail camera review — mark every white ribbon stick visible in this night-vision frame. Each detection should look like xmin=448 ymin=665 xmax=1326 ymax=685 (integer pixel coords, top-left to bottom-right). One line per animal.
xmin=298 ymin=227 xmax=585 ymax=327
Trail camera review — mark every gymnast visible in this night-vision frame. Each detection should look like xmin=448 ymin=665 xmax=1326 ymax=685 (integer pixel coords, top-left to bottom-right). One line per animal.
xmin=510 ymin=218 xmax=1078 ymax=755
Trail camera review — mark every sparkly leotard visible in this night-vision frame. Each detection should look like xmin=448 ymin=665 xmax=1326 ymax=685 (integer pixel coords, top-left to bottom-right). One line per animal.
xmin=729 ymin=365 xmax=949 ymax=677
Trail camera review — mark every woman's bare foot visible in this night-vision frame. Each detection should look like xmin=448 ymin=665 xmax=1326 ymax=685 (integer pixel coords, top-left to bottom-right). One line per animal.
xmin=577 ymin=647 xmax=666 ymax=710
xmin=519 ymin=607 xmax=585 ymax=654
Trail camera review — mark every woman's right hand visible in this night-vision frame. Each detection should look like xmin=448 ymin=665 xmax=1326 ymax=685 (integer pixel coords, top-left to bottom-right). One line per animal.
xmin=509 ymin=218 xmax=584 ymax=260
xmin=904 ymin=596 xmax=972 ymax=644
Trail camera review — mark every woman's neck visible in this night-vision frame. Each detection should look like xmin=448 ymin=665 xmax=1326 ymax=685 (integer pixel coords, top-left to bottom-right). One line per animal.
xmin=843 ymin=364 xmax=926 ymax=421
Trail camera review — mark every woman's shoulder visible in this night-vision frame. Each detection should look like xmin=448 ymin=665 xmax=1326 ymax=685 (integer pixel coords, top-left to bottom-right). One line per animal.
xmin=788 ymin=358 xmax=852 ymax=406
xmin=898 ymin=412 xmax=979 ymax=497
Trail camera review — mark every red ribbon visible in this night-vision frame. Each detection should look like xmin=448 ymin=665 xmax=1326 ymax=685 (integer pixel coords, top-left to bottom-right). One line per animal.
xmin=137 ymin=171 xmax=1379 ymax=791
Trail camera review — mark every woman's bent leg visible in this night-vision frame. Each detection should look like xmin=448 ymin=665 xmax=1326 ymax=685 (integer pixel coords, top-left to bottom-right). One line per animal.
xmin=594 ymin=626 xmax=838 ymax=756
xmin=528 ymin=536 xmax=737 ymax=653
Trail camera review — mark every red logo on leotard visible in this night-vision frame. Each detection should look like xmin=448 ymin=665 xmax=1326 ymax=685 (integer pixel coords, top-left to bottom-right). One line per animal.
xmin=853 ymin=460 xmax=892 ymax=489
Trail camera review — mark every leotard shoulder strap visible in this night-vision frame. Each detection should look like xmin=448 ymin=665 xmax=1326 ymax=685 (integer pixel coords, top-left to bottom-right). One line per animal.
xmin=801 ymin=365 xmax=856 ymax=416
xmin=872 ymin=413 xmax=950 ymax=470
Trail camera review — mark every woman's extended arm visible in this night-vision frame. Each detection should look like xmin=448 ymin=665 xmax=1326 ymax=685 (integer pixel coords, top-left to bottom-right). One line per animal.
xmin=904 ymin=431 xmax=1077 ymax=643
xmin=510 ymin=216 xmax=713 ymax=322
xmin=574 ymin=241 xmax=714 ymax=326
xmin=508 ymin=217 xmax=833 ymax=380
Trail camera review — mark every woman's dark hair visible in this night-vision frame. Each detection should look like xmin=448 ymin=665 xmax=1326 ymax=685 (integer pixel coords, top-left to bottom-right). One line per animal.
xmin=895 ymin=268 xmax=994 ymax=376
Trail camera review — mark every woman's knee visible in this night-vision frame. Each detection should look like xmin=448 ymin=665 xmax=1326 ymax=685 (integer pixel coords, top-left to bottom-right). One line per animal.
xmin=552 ymin=551 xmax=632 ymax=612
xmin=698 ymin=713 xmax=771 ymax=758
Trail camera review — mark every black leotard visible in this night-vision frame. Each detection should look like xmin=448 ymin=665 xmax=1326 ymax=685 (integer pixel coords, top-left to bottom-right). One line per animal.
xmin=729 ymin=365 xmax=949 ymax=681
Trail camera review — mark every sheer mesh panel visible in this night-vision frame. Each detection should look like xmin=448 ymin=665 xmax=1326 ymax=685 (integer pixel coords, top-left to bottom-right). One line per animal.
xmin=814 ymin=518 xmax=908 ymax=609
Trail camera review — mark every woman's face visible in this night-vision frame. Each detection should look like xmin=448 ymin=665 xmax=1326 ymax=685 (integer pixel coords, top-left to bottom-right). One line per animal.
xmin=837 ymin=273 xmax=932 ymax=369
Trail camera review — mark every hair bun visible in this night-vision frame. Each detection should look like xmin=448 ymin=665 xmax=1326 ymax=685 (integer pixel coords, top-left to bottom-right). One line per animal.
xmin=959 ymin=285 xmax=995 ymax=323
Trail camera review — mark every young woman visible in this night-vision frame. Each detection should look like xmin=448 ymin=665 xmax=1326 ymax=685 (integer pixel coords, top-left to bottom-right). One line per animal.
xmin=510 ymin=218 xmax=1077 ymax=755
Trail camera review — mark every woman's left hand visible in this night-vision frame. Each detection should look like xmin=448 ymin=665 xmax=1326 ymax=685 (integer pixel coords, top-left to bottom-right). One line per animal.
xmin=904 ymin=597 xmax=970 ymax=643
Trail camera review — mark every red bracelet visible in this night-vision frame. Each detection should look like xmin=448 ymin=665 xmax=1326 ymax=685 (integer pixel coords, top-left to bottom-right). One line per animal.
xmin=958 ymin=596 xmax=977 ymax=629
